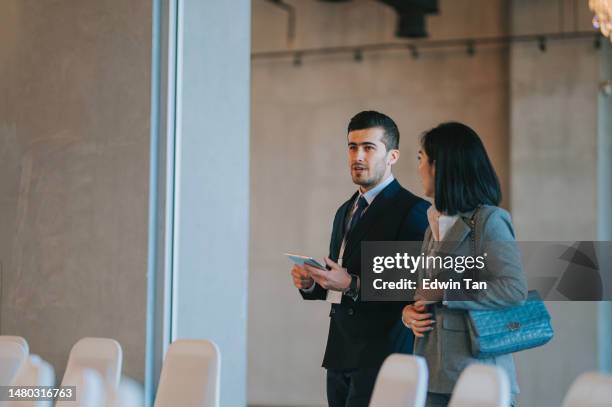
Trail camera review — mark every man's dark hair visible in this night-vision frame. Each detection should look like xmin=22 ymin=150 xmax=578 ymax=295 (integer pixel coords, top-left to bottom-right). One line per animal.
xmin=421 ymin=122 xmax=501 ymax=215
xmin=347 ymin=110 xmax=400 ymax=151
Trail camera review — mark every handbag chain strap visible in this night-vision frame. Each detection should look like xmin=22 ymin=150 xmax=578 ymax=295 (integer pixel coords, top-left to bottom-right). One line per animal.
xmin=466 ymin=206 xmax=483 ymax=299
xmin=468 ymin=205 xmax=481 ymax=257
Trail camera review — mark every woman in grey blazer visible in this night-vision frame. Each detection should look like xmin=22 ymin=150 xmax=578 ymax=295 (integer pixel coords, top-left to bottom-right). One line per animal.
xmin=402 ymin=122 xmax=528 ymax=407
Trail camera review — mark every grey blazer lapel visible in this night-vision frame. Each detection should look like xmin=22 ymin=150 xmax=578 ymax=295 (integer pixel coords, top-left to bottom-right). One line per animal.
xmin=420 ymin=221 xmax=470 ymax=283
xmin=421 ymin=209 xmax=480 ymax=278
xmin=431 ymin=217 xmax=471 ymax=255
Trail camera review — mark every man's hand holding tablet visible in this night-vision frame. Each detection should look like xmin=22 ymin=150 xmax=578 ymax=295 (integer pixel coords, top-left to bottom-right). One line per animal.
xmin=286 ymin=253 xmax=352 ymax=292
xmin=285 ymin=253 xmax=326 ymax=270
xmin=286 ymin=253 xmax=314 ymax=290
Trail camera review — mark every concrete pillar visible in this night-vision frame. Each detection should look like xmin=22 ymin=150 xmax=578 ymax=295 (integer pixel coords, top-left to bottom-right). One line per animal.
xmin=597 ymin=40 xmax=612 ymax=373
xmin=166 ymin=1 xmax=250 ymax=406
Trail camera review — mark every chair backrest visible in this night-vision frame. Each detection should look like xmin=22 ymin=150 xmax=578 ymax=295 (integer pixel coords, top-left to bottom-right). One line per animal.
xmin=369 ymin=354 xmax=428 ymax=407
xmin=62 ymin=337 xmax=122 ymax=389
xmin=561 ymin=371 xmax=612 ymax=407
xmin=56 ymin=368 xmax=106 ymax=407
xmin=154 ymin=339 xmax=220 ymax=407
xmin=106 ymin=376 xmax=145 ymax=407
xmin=0 ymin=339 xmax=28 ymax=385
xmin=448 ymin=364 xmax=510 ymax=407
xmin=0 ymin=336 xmax=29 ymax=354
xmin=3 ymin=354 xmax=55 ymax=407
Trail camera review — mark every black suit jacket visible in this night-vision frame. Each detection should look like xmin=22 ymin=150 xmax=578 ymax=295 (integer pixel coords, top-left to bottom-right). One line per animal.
xmin=301 ymin=179 xmax=429 ymax=369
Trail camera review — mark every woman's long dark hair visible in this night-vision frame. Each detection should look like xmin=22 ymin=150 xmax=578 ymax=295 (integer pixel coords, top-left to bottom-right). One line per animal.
xmin=421 ymin=122 xmax=501 ymax=215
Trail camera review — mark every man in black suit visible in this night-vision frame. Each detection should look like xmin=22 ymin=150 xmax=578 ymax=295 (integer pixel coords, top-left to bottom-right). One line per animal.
xmin=290 ymin=111 xmax=429 ymax=407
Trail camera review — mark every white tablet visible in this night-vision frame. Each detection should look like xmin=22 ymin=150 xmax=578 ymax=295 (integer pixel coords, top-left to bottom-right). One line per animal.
xmin=284 ymin=253 xmax=326 ymax=270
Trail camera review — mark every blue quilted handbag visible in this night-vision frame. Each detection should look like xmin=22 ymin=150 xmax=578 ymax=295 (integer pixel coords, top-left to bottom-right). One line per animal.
xmin=466 ymin=207 xmax=554 ymax=358
xmin=467 ymin=290 xmax=554 ymax=358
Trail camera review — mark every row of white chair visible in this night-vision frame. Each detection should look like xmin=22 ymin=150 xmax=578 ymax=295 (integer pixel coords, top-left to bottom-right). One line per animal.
xmin=155 ymin=339 xmax=220 ymax=406
xmin=57 ymin=337 xmax=124 ymax=407
xmin=5 ymin=337 xmax=609 ymax=406
xmin=0 ymin=336 xmax=128 ymax=407
xmin=0 ymin=336 xmax=220 ymax=407
xmin=369 ymin=354 xmax=612 ymax=407
xmin=0 ymin=336 xmax=56 ymax=407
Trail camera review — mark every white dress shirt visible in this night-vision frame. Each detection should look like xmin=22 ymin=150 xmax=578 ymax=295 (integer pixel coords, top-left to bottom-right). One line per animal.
xmin=437 ymin=214 xmax=459 ymax=241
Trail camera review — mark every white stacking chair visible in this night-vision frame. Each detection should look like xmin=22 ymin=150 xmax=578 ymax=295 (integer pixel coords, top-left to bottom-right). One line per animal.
xmin=107 ymin=376 xmax=145 ymax=407
xmin=61 ymin=337 xmax=122 ymax=389
xmin=3 ymin=354 xmax=55 ymax=407
xmin=154 ymin=339 xmax=220 ymax=407
xmin=561 ymin=371 xmax=612 ymax=407
xmin=448 ymin=364 xmax=510 ymax=407
xmin=370 ymin=354 xmax=428 ymax=407
xmin=56 ymin=368 xmax=106 ymax=407
xmin=58 ymin=337 xmax=122 ymax=407
xmin=0 ymin=337 xmax=28 ymax=385
xmin=0 ymin=336 xmax=29 ymax=354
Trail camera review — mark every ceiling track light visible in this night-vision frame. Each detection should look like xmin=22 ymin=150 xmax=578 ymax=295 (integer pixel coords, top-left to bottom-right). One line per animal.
xmin=594 ymin=35 xmax=602 ymax=48
xmin=354 ymin=49 xmax=363 ymax=62
xmin=538 ymin=36 xmax=547 ymax=52
xmin=252 ymin=32 xmax=600 ymax=66
xmin=410 ymin=45 xmax=419 ymax=59
xmin=466 ymin=40 xmax=475 ymax=57
xmin=293 ymin=53 xmax=302 ymax=67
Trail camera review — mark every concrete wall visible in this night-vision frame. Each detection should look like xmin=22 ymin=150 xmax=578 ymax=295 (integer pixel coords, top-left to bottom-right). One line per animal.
xmin=250 ymin=0 xmax=510 ymax=405
xmin=510 ymin=0 xmax=599 ymax=241
xmin=0 ymin=0 xmax=150 ymax=381
xmin=251 ymin=0 xmax=606 ymax=406
xmin=509 ymin=1 xmax=601 ymax=406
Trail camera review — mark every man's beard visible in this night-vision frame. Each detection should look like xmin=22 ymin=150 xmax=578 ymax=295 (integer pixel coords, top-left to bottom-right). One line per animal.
xmin=352 ymin=164 xmax=385 ymax=189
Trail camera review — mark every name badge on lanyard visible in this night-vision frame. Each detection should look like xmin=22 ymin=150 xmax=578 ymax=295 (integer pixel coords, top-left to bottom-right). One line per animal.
xmin=326 ymin=195 xmax=367 ymax=303
xmin=325 ymin=238 xmax=347 ymax=304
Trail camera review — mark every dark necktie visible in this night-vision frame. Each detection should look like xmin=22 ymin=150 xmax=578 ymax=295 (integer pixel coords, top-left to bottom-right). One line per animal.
xmin=347 ymin=196 xmax=368 ymax=233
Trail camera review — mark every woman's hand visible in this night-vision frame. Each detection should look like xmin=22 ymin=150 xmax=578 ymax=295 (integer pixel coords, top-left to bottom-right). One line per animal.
xmin=402 ymin=301 xmax=435 ymax=338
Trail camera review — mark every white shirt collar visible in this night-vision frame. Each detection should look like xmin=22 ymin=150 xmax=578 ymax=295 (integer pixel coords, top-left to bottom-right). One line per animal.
xmin=438 ymin=214 xmax=459 ymax=241
xmin=359 ymin=175 xmax=395 ymax=205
